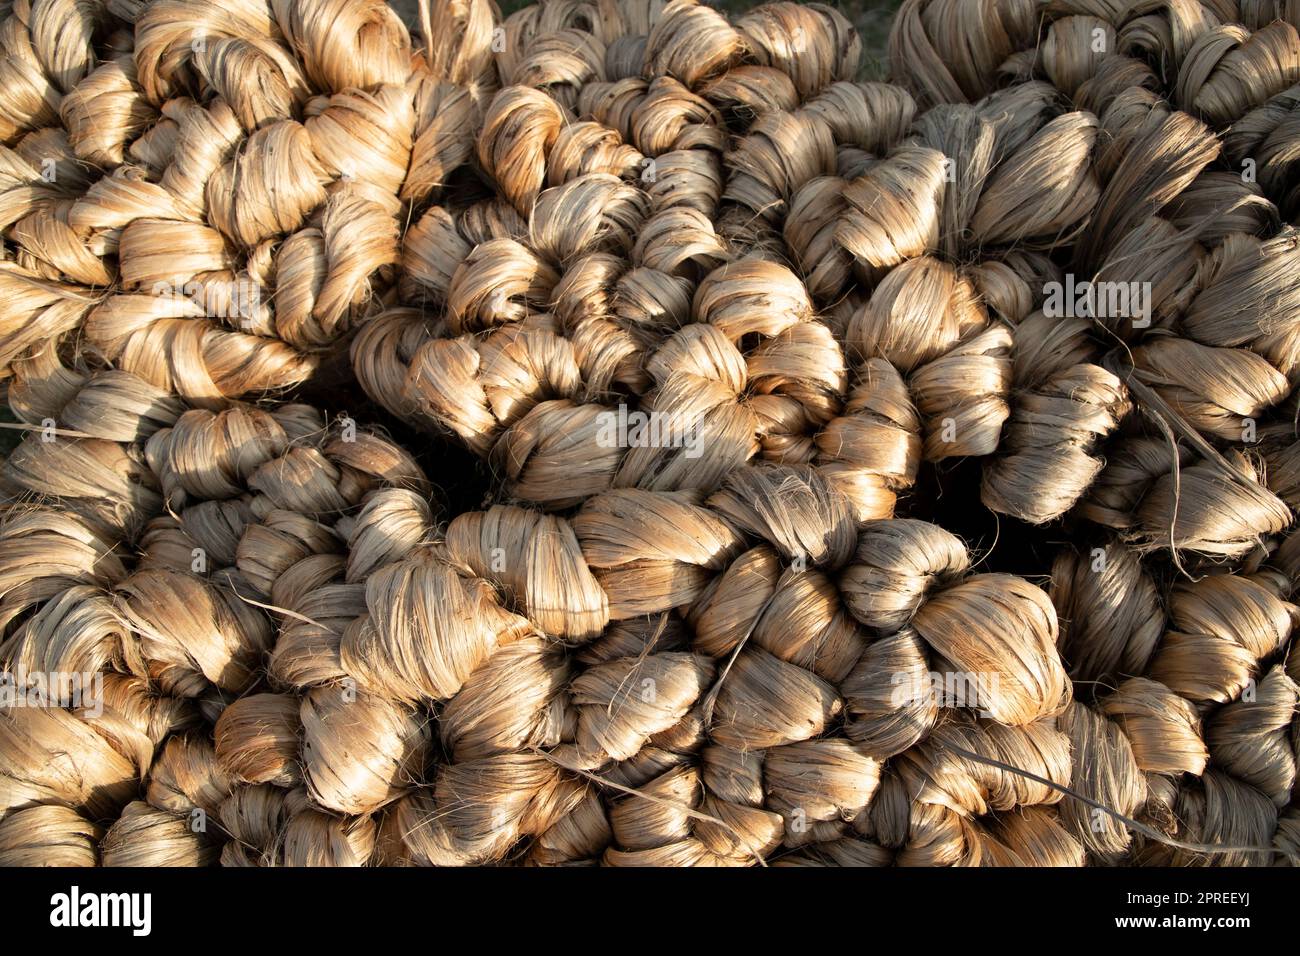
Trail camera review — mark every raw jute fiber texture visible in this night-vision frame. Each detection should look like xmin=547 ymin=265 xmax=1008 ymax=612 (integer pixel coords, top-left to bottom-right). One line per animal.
xmin=0 ymin=0 xmax=1298 ymax=867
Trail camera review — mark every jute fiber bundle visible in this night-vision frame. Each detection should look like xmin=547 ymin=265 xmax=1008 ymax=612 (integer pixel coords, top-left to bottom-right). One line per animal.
xmin=1050 ymin=536 xmax=1299 ymax=864
xmin=1 ymin=371 xmax=209 ymax=865
xmin=884 ymin=1 xmax=1300 ymax=538
xmin=356 ymin=0 xmax=877 ymax=509
xmin=349 ymin=0 xmax=1138 ymax=532
xmin=1 ymin=369 xmax=1090 ymax=865
xmin=890 ymin=0 xmax=1300 ymax=122
xmin=10 ymin=400 xmax=1284 ymax=865
xmin=2 ymin=0 xmax=1300 ymax=869
xmin=0 ymin=361 xmax=1087 ymax=865
xmin=0 ymin=0 xmax=483 ymax=407
xmin=887 ymin=0 xmax=1300 ymax=867
xmin=0 ymin=367 xmax=443 ymax=864
xmin=25 ymin=437 xmax=1091 ymax=866
xmin=164 ymin=458 xmax=1294 ymax=865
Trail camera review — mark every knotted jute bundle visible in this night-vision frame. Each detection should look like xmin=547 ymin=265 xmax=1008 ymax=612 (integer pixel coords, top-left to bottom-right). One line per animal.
xmin=1 ymin=0 xmax=485 ymax=409
xmin=0 ymin=365 xmax=444 ymax=864
xmin=2 ymin=0 xmax=1300 ymax=868
xmin=350 ymin=0 xmax=1140 ymax=536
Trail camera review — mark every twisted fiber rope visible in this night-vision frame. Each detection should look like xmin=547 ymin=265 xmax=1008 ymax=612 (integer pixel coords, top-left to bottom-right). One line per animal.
xmin=1 ymin=0 xmax=475 ymax=408
xmin=0 ymin=370 xmax=1079 ymax=864
xmin=884 ymin=0 xmax=1300 ymax=865
xmin=0 ymin=0 xmax=1298 ymax=866
xmin=350 ymin=0 xmax=1140 ymax=538
xmin=0 ymin=364 xmax=1292 ymax=865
